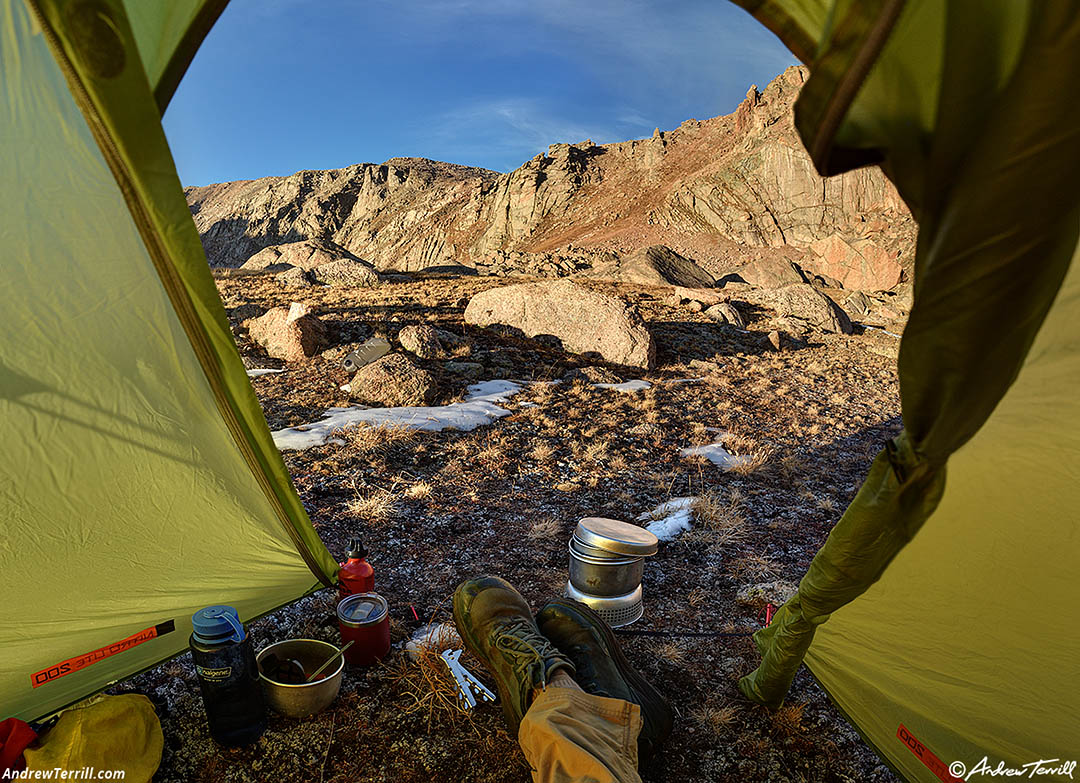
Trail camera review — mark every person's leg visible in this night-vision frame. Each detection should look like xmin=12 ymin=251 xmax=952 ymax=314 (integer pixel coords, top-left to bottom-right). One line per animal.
xmin=518 ymin=684 xmax=642 ymax=783
xmin=453 ymin=577 xmax=643 ymax=783
xmin=536 ymin=600 xmax=672 ymax=766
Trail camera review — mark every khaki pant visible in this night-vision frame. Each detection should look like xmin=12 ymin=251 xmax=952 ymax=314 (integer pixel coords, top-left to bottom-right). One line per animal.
xmin=518 ymin=688 xmax=642 ymax=783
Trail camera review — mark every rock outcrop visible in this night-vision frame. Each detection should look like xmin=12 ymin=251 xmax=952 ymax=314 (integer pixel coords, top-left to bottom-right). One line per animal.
xmin=187 ymin=67 xmax=915 ymax=282
xmin=743 ymin=283 xmax=853 ymax=334
xmin=464 ymin=280 xmax=656 ymax=369
xmin=804 ymin=234 xmax=903 ymax=291
xmin=241 ymin=239 xmax=357 ymax=271
xmin=309 ymin=258 xmax=381 ymax=287
xmin=244 ymin=302 xmax=328 ymax=362
xmin=615 ymin=245 xmax=716 ymax=288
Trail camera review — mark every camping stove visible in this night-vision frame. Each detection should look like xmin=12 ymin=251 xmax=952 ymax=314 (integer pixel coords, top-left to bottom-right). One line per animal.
xmin=564 ymin=581 xmax=644 ymax=628
xmin=563 ymin=517 xmax=657 ymax=627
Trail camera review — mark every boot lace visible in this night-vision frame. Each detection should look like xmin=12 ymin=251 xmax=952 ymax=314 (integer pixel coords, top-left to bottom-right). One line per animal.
xmin=489 ymin=618 xmax=558 ymax=695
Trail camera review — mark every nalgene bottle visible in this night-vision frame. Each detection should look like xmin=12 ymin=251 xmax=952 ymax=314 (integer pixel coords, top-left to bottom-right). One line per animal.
xmin=189 ymin=605 xmax=267 ymax=746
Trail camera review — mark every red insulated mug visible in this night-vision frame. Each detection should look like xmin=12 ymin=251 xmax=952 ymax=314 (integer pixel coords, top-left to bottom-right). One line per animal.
xmin=337 ymin=593 xmax=391 ymax=666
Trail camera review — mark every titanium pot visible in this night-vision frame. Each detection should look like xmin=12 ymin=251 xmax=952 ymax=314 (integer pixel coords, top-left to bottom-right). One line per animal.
xmin=568 ymin=542 xmax=644 ymax=597
xmin=570 ymin=534 xmax=624 ymax=560
xmin=573 ymin=517 xmax=658 ymax=557
xmin=256 ymin=639 xmax=344 ymax=718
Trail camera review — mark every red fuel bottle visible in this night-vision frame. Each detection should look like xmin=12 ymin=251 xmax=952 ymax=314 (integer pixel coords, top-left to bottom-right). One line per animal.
xmin=338 ymin=538 xmax=374 ymax=600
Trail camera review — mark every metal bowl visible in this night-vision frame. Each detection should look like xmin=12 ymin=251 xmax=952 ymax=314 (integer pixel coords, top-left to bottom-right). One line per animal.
xmin=256 ymin=639 xmax=344 ymax=718
xmin=568 ymin=542 xmax=644 ymax=597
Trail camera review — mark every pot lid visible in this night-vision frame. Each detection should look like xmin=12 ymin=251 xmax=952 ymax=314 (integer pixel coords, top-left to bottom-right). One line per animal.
xmin=574 ymin=517 xmax=658 ymax=557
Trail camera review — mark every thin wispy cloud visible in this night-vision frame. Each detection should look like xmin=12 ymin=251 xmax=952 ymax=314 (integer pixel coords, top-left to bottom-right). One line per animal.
xmin=429 ymin=97 xmax=643 ymax=169
xmin=165 ymin=0 xmax=796 ymax=184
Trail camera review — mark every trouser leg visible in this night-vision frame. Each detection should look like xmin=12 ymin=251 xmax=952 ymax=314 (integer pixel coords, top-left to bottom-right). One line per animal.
xmin=518 ymin=687 xmax=642 ymax=783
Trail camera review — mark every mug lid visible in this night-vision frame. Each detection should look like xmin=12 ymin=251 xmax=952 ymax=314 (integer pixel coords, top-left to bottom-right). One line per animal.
xmin=574 ymin=517 xmax=658 ymax=557
xmin=337 ymin=593 xmax=387 ymax=626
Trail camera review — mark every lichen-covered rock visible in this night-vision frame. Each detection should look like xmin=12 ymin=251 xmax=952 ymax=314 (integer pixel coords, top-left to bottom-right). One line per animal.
xmin=464 ymin=280 xmax=656 ymax=369
xmin=244 ymin=302 xmax=328 ymax=362
xmin=444 ymin=361 xmax=484 ymax=380
xmin=275 ymin=266 xmax=312 ymax=288
xmin=397 ymin=325 xmax=444 ymax=359
xmin=310 ymin=258 xmax=381 ymax=287
xmin=735 ymin=580 xmax=798 ymax=608
xmin=242 ymin=239 xmax=354 ymax=271
xmin=350 ymin=353 xmax=436 ymax=407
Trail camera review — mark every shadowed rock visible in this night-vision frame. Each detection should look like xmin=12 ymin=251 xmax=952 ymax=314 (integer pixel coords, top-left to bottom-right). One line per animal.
xmin=618 ymin=245 xmax=715 ymax=288
xmin=744 ymin=283 xmax=853 ymax=334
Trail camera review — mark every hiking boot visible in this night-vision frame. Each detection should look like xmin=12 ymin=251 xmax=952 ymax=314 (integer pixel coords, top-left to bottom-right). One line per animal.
xmin=452 ymin=576 xmax=575 ymax=734
xmin=536 ymin=599 xmax=673 ymax=763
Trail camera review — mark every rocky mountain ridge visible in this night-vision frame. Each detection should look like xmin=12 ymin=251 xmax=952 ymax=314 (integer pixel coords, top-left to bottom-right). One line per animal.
xmin=187 ymin=66 xmax=915 ymax=284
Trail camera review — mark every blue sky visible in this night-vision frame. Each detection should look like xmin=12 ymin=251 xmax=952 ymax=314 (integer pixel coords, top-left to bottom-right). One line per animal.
xmin=163 ymin=0 xmax=796 ymax=186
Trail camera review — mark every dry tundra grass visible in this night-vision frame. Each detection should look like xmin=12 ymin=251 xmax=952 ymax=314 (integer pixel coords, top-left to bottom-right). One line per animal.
xmin=346 ymin=486 xmax=399 ymax=524
xmin=143 ymin=272 xmax=908 ymax=783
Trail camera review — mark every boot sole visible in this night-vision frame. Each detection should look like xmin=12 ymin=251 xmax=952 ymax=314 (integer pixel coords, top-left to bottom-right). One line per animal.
xmin=543 ymin=599 xmax=673 ymax=754
xmin=452 ymin=587 xmax=524 ymax=735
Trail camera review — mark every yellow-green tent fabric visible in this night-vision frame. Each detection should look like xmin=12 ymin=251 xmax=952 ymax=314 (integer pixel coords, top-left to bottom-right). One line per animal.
xmin=3 ymin=0 xmax=1078 ymax=779
xmin=731 ymin=0 xmax=1080 ymax=780
xmin=1 ymin=0 xmax=335 ymax=722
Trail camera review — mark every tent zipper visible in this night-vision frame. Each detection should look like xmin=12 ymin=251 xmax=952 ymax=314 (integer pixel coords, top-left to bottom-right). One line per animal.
xmin=24 ymin=0 xmax=334 ymax=588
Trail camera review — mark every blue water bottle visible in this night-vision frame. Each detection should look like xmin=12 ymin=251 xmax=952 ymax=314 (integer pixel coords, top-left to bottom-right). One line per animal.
xmin=189 ymin=605 xmax=267 ymax=746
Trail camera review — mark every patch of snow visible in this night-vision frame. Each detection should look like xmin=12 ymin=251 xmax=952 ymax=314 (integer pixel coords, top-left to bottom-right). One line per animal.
xmin=271 ymin=379 xmax=524 ymax=451
xmin=246 ymin=368 xmax=284 ymax=377
xmin=663 ymin=377 xmax=704 ymax=385
xmin=593 ymin=379 xmax=651 ymax=393
xmin=637 ymin=497 xmax=696 ymax=541
xmin=681 ymin=442 xmax=749 ymax=470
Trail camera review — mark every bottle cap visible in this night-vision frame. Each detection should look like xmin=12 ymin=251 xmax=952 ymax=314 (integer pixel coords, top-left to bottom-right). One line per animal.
xmin=192 ymin=605 xmax=245 ymax=644
xmin=346 ymin=538 xmax=367 ymax=559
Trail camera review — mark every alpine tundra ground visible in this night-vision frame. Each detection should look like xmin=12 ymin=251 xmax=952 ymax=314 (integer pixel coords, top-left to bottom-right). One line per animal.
xmin=119 ymin=270 xmax=903 ymax=783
